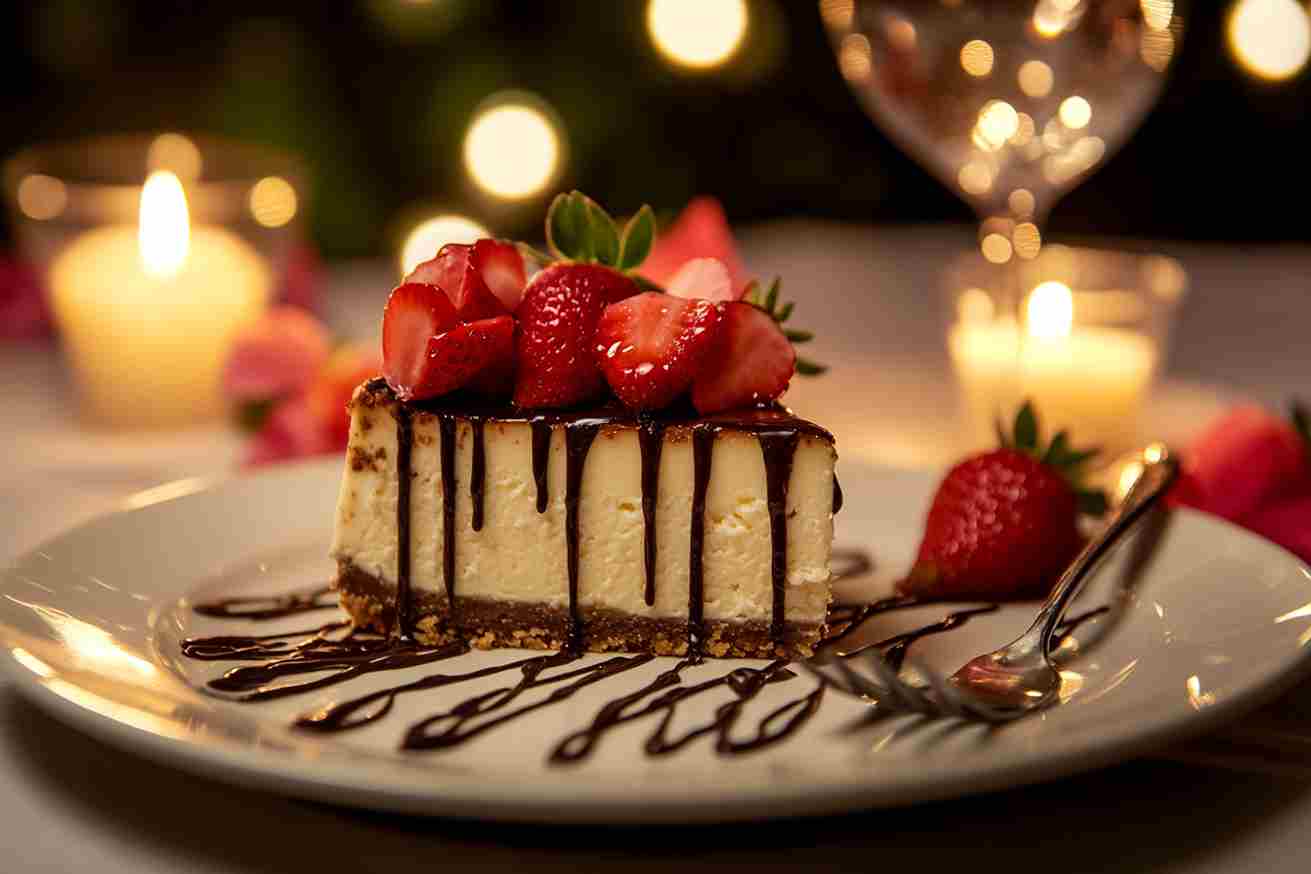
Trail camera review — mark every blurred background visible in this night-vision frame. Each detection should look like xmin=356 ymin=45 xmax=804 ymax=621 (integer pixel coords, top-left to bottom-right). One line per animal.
xmin=2 ymin=0 xmax=1308 ymax=258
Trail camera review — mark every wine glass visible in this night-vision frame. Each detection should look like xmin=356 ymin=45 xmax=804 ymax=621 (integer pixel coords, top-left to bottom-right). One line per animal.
xmin=822 ymin=0 xmax=1184 ymax=269
xmin=822 ymin=0 xmax=1185 ymax=448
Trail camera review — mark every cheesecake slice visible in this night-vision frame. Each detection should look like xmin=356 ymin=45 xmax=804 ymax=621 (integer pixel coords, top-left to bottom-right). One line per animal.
xmin=332 ymin=379 xmax=838 ymax=658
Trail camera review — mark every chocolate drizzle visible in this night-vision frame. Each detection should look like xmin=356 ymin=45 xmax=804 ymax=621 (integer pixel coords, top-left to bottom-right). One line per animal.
xmin=758 ymin=430 xmax=800 ymax=643
xmin=394 ymin=405 xmax=415 ymax=638
xmin=637 ymin=419 xmax=665 ymax=607
xmin=180 ymin=546 xmax=1116 ymax=765
xmin=529 ymin=417 xmax=552 ymax=513
xmin=191 ymin=585 xmax=336 ymax=621
xmin=688 ymin=424 xmax=717 ymax=656
xmin=436 ymin=414 xmax=458 ymax=620
xmin=470 ymin=417 xmax=486 ymax=532
xmin=563 ymin=420 xmax=602 ymax=650
xmin=832 ymin=475 xmax=844 ymax=514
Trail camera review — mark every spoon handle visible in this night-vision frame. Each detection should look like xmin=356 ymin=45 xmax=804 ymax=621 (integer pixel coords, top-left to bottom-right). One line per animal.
xmin=1031 ymin=447 xmax=1180 ymax=655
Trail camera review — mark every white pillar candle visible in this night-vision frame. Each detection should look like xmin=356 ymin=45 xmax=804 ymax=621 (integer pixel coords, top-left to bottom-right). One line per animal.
xmin=948 ymin=281 xmax=1158 ymax=452
xmin=49 ymin=172 xmax=271 ymax=428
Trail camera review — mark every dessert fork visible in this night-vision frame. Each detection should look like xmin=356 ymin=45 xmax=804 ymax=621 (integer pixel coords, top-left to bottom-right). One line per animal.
xmin=806 ymin=446 xmax=1179 ymax=723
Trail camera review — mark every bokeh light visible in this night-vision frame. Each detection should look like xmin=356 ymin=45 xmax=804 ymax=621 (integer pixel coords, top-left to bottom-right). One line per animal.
xmin=399 ymin=214 xmax=490 ymax=276
xmin=1012 ymin=222 xmax=1042 ymax=259
xmin=1059 ymin=96 xmax=1092 ymax=129
xmin=960 ymin=39 xmax=995 ymax=77
xmin=17 ymin=173 xmax=67 ymax=220
xmin=981 ymin=233 xmax=1013 ymax=264
xmin=463 ymin=97 xmax=563 ymax=200
xmin=1008 ymin=188 xmax=1036 ymax=218
xmin=647 ymin=0 xmax=748 ymax=70
xmin=248 ymin=176 xmax=298 ymax=228
xmin=1227 ymin=0 xmax=1311 ymax=82
xmin=974 ymin=100 xmax=1020 ymax=150
xmin=1018 ymin=60 xmax=1054 ymax=97
xmin=146 ymin=132 xmax=202 ymax=180
xmin=958 ymin=161 xmax=994 ymax=196
xmin=838 ymin=33 xmax=872 ymax=81
xmin=818 ymin=0 xmax=854 ymax=30
xmin=1140 ymin=0 xmax=1175 ymax=31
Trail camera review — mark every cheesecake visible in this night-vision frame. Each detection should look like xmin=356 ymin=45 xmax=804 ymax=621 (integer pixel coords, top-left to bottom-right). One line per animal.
xmin=331 ymin=191 xmax=837 ymax=659
xmin=332 ymin=380 xmax=837 ymax=658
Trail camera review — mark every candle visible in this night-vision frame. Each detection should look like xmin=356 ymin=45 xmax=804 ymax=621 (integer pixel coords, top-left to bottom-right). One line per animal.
xmin=49 ymin=171 xmax=271 ymax=427
xmin=948 ymin=281 xmax=1158 ymax=451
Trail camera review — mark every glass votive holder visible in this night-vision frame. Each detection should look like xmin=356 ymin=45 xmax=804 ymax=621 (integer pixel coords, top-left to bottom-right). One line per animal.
xmin=944 ymin=245 xmax=1187 ymax=455
xmin=2 ymin=133 xmax=308 ymax=428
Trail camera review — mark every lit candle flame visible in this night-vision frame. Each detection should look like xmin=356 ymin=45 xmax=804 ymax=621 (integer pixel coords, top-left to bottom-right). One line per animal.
xmin=139 ymin=171 xmax=190 ymax=279
xmin=1026 ymin=281 xmax=1073 ymax=340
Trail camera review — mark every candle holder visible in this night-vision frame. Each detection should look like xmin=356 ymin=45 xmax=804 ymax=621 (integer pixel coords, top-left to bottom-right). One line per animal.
xmin=945 ymin=245 xmax=1187 ymax=455
xmin=2 ymin=133 xmax=308 ymax=428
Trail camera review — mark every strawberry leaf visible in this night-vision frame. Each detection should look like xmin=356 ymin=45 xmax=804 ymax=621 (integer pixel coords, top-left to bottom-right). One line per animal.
xmin=631 ymin=274 xmax=666 ymax=293
xmin=784 ymin=329 xmax=814 ymax=343
xmin=618 ymin=205 xmax=656 ymax=271
xmin=547 ymin=192 xmax=589 ymax=261
xmin=1013 ymin=401 xmax=1039 ymax=452
xmin=777 ymin=301 xmax=795 ymax=323
xmin=1043 ymin=431 xmax=1070 ymax=466
xmin=796 ymin=357 xmax=827 ymax=376
xmin=584 ymin=195 xmax=619 ymax=266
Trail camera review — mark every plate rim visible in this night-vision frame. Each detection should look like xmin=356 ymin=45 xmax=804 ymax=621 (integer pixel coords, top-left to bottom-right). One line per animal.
xmin=3 ymin=459 xmax=1311 ymax=824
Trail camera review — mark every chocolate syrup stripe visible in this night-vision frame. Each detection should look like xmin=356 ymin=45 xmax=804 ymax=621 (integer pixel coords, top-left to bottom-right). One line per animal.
xmin=182 ymin=547 xmax=1118 ymax=764
xmin=191 ymin=585 xmax=337 ymax=620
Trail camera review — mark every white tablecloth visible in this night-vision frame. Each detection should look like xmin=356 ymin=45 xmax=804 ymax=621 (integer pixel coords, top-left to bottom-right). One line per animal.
xmin=1 ymin=223 xmax=1309 ymax=872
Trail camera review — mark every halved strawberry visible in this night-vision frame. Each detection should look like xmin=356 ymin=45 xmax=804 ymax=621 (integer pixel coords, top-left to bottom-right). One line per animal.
xmin=404 ymin=242 xmax=510 ymax=322
xmin=470 ymin=238 xmax=527 ymax=311
xmin=382 ymin=282 xmax=459 ymax=400
xmin=690 ymin=302 xmax=795 ymax=414
xmin=594 ymin=292 xmax=721 ymax=411
xmin=665 ymin=257 xmax=739 ymax=303
xmin=514 ymin=263 xmax=638 ymax=408
xmin=409 ymin=315 xmax=516 ymax=401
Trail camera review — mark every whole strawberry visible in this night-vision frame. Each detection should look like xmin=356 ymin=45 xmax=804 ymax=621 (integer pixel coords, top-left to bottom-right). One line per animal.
xmin=900 ymin=403 xmax=1107 ymax=601
xmin=513 ymin=192 xmax=655 ymax=408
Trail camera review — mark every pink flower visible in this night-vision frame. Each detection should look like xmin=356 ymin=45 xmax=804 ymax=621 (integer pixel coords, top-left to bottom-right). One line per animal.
xmin=243 ymin=395 xmax=336 ymax=467
xmin=0 ymin=257 xmax=53 ymax=341
xmin=277 ymin=242 xmax=324 ymax=314
xmin=222 ymin=305 xmax=332 ymax=404
xmin=641 ymin=197 xmax=746 ymax=291
xmin=307 ymin=343 xmax=383 ymax=448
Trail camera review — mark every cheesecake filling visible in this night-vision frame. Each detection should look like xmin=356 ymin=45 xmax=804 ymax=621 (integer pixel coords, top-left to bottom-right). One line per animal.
xmin=332 ymin=380 xmax=836 ymax=656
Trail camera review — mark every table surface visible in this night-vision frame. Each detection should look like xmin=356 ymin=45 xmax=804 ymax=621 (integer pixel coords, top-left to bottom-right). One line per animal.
xmin=2 ymin=223 xmax=1309 ymax=872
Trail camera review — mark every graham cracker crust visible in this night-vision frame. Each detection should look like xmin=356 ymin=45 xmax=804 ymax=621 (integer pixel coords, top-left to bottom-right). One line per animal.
xmin=334 ymin=561 xmax=823 ymax=659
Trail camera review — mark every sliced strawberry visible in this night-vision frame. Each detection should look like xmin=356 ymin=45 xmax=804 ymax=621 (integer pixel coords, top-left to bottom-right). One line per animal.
xmin=690 ymin=302 xmax=795 ymax=414
xmin=404 ymin=243 xmax=508 ymax=322
xmin=470 ymin=238 xmax=527 ymax=311
xmin=382 ymin=282 xmax=459 ymax=400
xmin=665 ymin=257 xmax=739 ymax=303
xmin=407 ymin=315 xmax=516 ymax=401
xmin=514 ymin=263 xmax=638 ymax=408
xmin=641 ymin=197 xmax=745 ymax=289
xmin=594 ymin=292 xmax=721 ymax=411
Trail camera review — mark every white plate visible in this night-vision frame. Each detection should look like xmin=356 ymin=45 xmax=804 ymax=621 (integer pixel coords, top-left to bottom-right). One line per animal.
xmin=1 ymin=459 xmax=1309 ymax=824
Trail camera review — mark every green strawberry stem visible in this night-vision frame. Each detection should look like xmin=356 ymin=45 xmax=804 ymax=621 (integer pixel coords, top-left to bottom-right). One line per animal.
xmin=997 ymin=400 xmax=1107 ymax=516
xmin=545 ymin=191 xmax=656 ymax=274
xmin=743 ymin=276 xmax=827 ymax=377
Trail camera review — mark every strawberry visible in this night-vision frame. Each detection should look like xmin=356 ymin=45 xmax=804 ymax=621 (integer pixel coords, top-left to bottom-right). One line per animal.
xmin=404 ymin=239 xmax=526 ymax=320
xmin=470 ymin=238 xmax=527 ymax=311
xmin=666 ymin=257 xmax=739 ymax=303
xmin=307 ymin=343 xmax=382 ymax=447
xmin=1178 ymin=404 xmax=1309 ymax=521
xmin=900 ymin=403 xmax=1107 ymax=601
xmin=514 ymin=263 xmax=638 ymax=407
xmin=640 ymin=197 xmax=746 ymax=290
xmin=594 ymin=292 xmax=722 ymax=411
xmin=1242 ymin=496 xmax=1311 ymax=564
xmin=690 ymin=302 xmax=795 ymax=414
xmin=383 ymin=282 xmax=459 ymax=400
xmin=412 ymin=315 xmax=516 ymax=401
